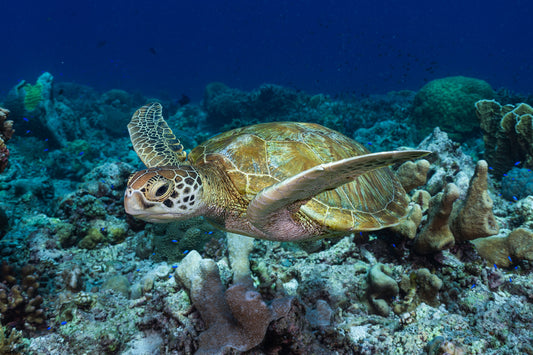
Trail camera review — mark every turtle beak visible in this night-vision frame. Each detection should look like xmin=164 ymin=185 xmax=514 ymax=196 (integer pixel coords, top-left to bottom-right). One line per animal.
xmin=124 ymin=189 xmax=146 ymax=216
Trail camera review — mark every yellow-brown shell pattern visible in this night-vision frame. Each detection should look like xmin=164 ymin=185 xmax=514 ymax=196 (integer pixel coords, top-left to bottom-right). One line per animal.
xmin=188 ymin=122 xmax=408 ymax=231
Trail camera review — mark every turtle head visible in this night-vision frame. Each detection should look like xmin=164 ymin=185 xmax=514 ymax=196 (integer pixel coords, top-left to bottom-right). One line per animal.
xmin=124 ymin=165 xmax=204 ymax=223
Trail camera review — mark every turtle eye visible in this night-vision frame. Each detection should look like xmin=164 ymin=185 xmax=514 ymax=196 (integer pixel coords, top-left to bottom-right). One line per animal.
xmin=155 ymin=184 xmax=168 ymax=197
xmin=147 ymin=180 xmax=173 ymax=200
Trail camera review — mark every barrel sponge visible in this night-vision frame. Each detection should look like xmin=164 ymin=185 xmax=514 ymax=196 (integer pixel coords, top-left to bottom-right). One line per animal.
xmin=412 ymin=76 xmax=494 ymax=142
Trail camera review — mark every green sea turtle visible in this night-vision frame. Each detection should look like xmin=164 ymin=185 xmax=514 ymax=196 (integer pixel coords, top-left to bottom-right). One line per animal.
xmin=124 ymin=102 xmax=429 ymax=242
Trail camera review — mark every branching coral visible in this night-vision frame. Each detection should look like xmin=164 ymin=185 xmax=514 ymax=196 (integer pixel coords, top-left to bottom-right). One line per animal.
xmin=398 ymin=158 xmax=499 ymax=256
xmin=391 ymin=203 xmax=423 ymax=240
xmin=0 ymin=108 xmax=14 ymax=173
xmin=0 ymin=326 xmax=27 ymax=355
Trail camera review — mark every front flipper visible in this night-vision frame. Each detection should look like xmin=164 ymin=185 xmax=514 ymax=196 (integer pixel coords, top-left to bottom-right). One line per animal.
xmin=128 ymin=102 xmax=187 ymax=167
xmin=246 ymin=150 xmax=430 ymax=241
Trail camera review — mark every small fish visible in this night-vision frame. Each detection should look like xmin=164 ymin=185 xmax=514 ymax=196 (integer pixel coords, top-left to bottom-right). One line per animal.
xmin=149 ymin=47 xmax=157 ymax=55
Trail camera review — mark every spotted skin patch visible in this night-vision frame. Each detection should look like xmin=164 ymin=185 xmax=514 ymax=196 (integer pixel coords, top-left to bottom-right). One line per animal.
xmin=125 ymin=165 xmax=202 ymax=216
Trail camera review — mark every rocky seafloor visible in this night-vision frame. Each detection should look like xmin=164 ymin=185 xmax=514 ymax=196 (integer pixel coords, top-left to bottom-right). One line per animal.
xmin=0 ymin=73 xmax=532 ymax=354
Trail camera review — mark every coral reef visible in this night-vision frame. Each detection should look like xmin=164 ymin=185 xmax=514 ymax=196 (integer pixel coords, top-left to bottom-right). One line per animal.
xmin=0 ymin=79 xmax=531 ymax=354
xmin=150 ymin=216 xmax=226 ymax=263
xmin=203 ymin=82 xmax=416 ymax=140
xmin=98 ymin=89 xmax=145 ymax=137
xmin=417 ymin=127 xmax=475 ymax=195
xmin=411 ymin=76 xmax=494 ymax=141
xmin=56 ymin=162 xmax=134 ymax=249
xmin=203 ymin=82 xmax=299 ymax=128
xmin=353 ymin=119 xmax=417 ymax=152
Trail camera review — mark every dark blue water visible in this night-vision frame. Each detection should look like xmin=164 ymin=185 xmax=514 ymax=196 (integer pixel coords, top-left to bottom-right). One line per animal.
xmin=3 ymin=0 xmax=531 ymax=99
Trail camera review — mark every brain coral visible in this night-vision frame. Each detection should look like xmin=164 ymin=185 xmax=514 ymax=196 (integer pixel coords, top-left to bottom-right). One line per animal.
xmin=411 ymin=76 xmax=494 ymax=142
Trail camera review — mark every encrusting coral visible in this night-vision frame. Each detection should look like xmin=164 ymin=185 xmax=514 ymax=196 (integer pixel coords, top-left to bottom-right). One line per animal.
xmin=0 ymin=108 xmax=14 ymax=173
xmin=450 ymin=160 xmax=499 ymax=242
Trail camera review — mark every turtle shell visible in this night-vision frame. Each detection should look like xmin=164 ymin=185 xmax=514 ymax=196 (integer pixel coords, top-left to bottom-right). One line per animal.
xmin=188 ymin=122 xmax=408 ymax=232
